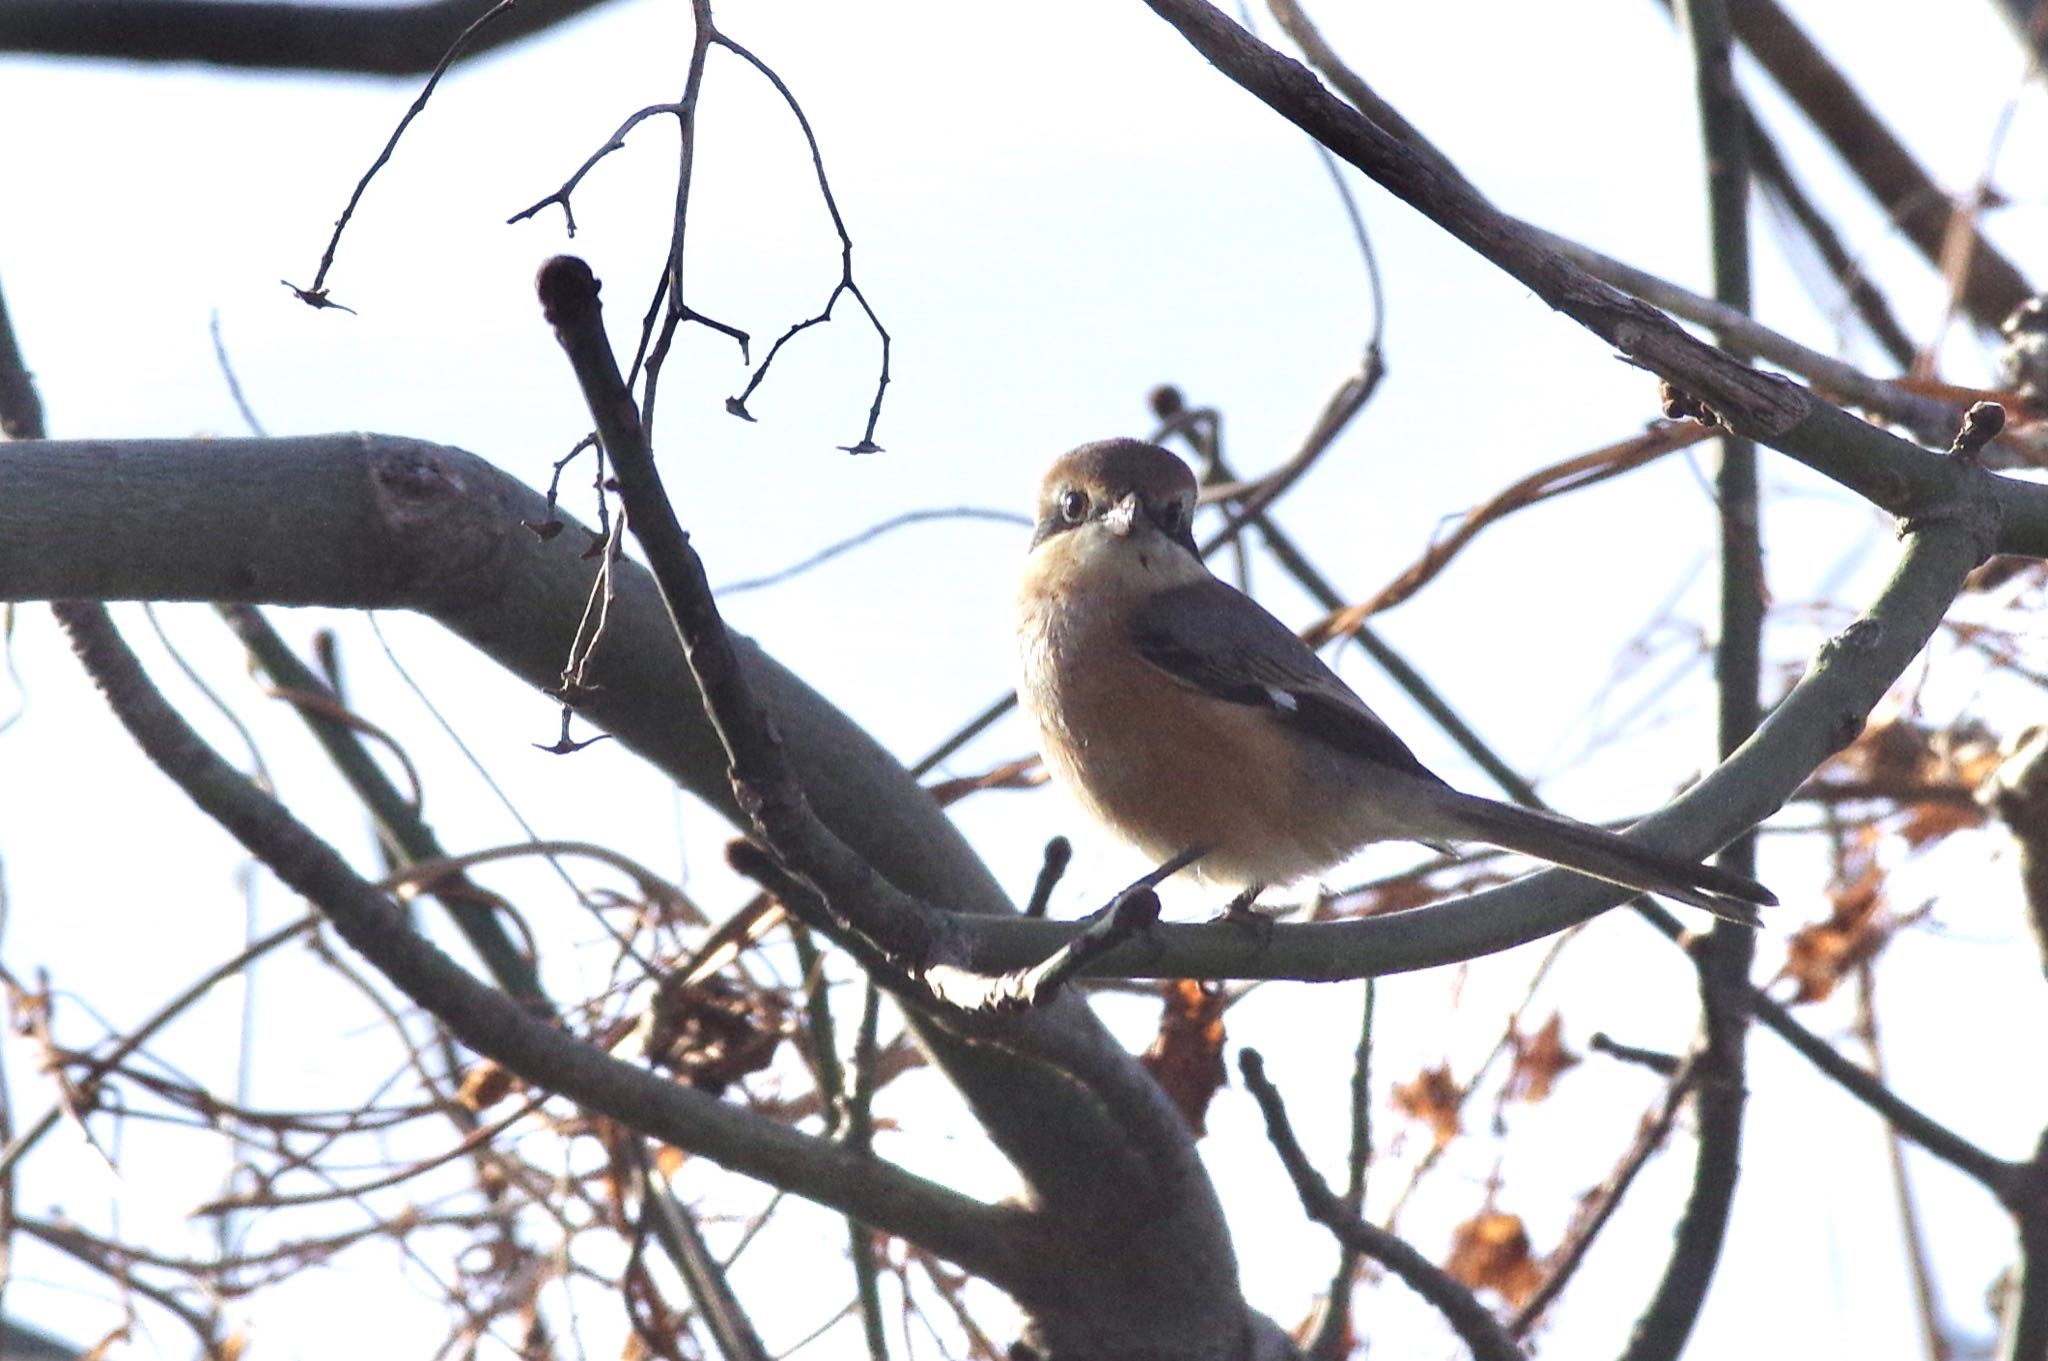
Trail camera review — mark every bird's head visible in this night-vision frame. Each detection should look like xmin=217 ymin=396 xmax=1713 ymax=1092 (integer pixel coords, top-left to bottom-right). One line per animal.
xmin=1029 ymin=440 xmax=1202 ymax=570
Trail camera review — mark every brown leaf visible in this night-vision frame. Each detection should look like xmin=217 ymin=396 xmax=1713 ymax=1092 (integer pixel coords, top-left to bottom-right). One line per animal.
xmin=1139 ymin=979 xmax=1228 ymax=1136
xmin=641 ymin=972 xmax=787 ymax=1095
xmin=1393 ymin=1064 xmax=1463 ymax=1148
xmin=1779 ymin=864 xmax=1892 ymax=1004
xmin=1505 ymin=1014 xmax=1580 ymax=1104
xmin=1896 ymin=796 xmax=1986 ymax=848
xmin=1445 ymin=1210 xmax=1545 ymax=1307
xmin=457 ymin=1059 xmax=520 ymax=1112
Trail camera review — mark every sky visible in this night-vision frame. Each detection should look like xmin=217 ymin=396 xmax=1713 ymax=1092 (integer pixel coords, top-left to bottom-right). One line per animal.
xmin=2 ymin=0 xmax=2047 ymax=1356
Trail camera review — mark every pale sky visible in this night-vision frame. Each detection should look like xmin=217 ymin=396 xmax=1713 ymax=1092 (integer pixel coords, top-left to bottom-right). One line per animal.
xmin=2 ymin=0 xmax=2045 ymax=1355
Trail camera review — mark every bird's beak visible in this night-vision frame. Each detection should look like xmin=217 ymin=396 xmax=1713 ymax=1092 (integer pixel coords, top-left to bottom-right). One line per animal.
xmin=1104 ymin=492 xmax=1142 ymax=538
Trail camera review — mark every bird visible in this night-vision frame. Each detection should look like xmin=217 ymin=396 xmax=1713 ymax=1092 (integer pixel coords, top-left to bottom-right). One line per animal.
xmin=1013 ymin=437 xmax=1773 ymax=925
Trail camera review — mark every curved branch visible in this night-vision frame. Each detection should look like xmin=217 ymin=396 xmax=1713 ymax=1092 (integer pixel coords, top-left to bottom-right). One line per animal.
xmin=0 ymin=434 xmax=1257 ymax=1349
xmin=51 ymin=602 xmax=1034 ymax=1288
xmin=961 ymin=489 xmax=1997 ymax=978
xmin=0 ymin=433 xmax=2010 ymax=982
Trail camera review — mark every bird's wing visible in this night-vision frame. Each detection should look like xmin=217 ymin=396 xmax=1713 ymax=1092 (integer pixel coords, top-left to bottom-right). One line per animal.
xmin=1127 ymin=578 xmax=1445 ymax=785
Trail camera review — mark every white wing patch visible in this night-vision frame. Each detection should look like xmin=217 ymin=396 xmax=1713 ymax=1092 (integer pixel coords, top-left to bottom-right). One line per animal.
xmin=1264 ymin=685 xmax=1299 ymax=712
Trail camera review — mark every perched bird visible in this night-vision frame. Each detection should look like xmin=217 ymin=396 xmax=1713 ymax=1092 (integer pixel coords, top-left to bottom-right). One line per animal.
xmin=1014 ymin=438 xmax=1773 ymax=925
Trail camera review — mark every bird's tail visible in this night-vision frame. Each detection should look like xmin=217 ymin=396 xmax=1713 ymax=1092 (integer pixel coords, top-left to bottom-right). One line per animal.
xmin=1424 ymin=789 xmax=1773 ymax=926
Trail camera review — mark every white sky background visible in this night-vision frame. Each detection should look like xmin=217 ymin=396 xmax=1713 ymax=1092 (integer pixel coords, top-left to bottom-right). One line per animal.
xmin=2 ymin=0 xmax=2047 ymax=1355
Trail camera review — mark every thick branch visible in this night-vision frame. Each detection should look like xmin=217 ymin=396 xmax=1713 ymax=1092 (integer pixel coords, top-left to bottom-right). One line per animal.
xmin=0 ymin=435 xmax=1010 ymax=913
xmin=0 ymin=433 xmax=2006 ymax=983
xmin=0 ymin=0 xmax=619 ymax=73
xmin=52 ymin=602 xmax=1029 ymax=1282
xmin=533 ymin=257 xmax=1255 ymax=1357
xmin=960 ymin=495 xmax=1997 ymax=978
xmin=0 ymin=434 xmax=1266 ymax=1351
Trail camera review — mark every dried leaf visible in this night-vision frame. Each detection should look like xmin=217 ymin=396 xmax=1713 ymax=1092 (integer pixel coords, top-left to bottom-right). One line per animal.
xmin=1393 ymin=1064 xmax=1463 ymax=1148
xmin=1896 ymin=797 xmax=1986 ymax=848
xmin=1828 ymin=718 xmax=1938 ymax=784
xmin=1139 ymin=979 xmax=1228 ymax=1136
xmin=641 ymin=973 xmax=787 ymax=1095
xmin=1445 ymin=1210 xmax=1545 ymax=1307
xmin=457 ymin=1059 xmax=519 ymax=1112
xmin=1779 ymin=864 xmax=1891 ymax=1004
xmin=1505 ymin=1014 xmax=1580 ymax=1104
xmin=654 ymin=1144 xmax=687 ymax=1178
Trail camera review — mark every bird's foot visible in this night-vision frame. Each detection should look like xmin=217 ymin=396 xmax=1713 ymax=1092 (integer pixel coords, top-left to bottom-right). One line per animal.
xmin=1212 ymin=886 xmax=1277 ymax=944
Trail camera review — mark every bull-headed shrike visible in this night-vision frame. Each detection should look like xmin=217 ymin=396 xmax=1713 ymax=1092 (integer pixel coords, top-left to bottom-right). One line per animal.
xmin=1014 ymin=438 xmax=1773 ymax=925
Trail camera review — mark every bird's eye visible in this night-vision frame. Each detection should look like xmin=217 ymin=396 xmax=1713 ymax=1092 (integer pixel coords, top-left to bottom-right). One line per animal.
xmin=1059 ymin=489 xmax=1089 ymax=523
xmin=1155 ymin=502 xmax=1182 ymax=534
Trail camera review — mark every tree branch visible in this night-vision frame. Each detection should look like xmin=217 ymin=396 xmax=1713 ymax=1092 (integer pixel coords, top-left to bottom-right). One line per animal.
xmin=1139 ymin=0 xmax=2045 ymax=545
xmin=1240 ymin=1050 xmax=1524 ymax=1361
xmin=1717 ymin=0 xmax=2033 ymax=332
xmin=1621 ymin=5 xmax=1758 ymax=1352
xmin=0 ymin=0 xmax=620 ymax=74
xmin=49 ymin=601 xmax=1034 ymax=1287
xmin=532 ymin=255 xmax=1259 ymax=1356
xmin=0 ymin=431 xmax=2009 ymax=983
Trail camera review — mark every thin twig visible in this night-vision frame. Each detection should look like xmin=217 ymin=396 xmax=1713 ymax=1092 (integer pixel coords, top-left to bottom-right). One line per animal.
xmin=1239 ymin=1050 xmax=1525 ymax=1361
xmin=507 ymin=102 xmax=689 ymax=236
xmin=1853 ymin=963 xmax=1951 ymax=1361
xmin=715 ymin=508 xmax=1029 ymax=596
xmin=713 ymin=32 xmax=892 ymax=451
xmin=1305 ymin=978 xmax=1375 ymax=1360
xmin=1510 ymin=1056 xmax=1700 ymax=1336
xmin=1304 ymin=422 xmax=1711 ymax=643
xmin=283 ymin=0 xmax=516 ymax=311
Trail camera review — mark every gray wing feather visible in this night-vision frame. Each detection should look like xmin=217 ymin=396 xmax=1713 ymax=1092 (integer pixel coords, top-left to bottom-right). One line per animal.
xmin=1127 ymin=579 xmax=1444 ymax=785
xmin=1127 ymin=583 xmax=1774 ymax=920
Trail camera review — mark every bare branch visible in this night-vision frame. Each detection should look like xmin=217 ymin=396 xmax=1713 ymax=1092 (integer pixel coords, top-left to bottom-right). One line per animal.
xmin=0 ymin=0 xmax=620 ymax=73
xmin=1239 ymin=1049 xmax=1525 ymax=1361
xmin=50 ymin=602 xmax=1033 ymax=1284
xmin=283 ymin=0 xmax=518 ymax=311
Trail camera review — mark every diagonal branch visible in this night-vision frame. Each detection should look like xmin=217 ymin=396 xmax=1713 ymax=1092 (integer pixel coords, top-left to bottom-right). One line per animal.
xmin=49 ymin=601 xmax=1034 ymax=1287
xmin=1240 ymin=1050 xmax=1524 ymax=1361
xmin=533 ymin=254 xmax=1257 ymax=1353
xmin=1141 ymin=0 xmax=2042 ymax=542
xmin=1717 ymin=0 xmax=2033 ymax=332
